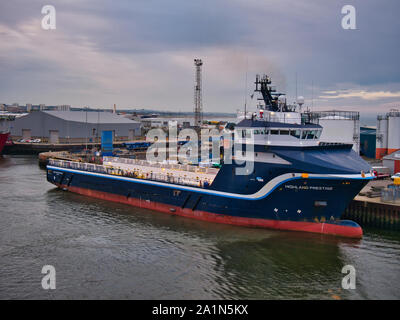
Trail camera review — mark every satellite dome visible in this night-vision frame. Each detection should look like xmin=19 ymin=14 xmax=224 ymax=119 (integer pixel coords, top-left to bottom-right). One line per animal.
xmin=297 ymin=96 xmax=305 ymax=105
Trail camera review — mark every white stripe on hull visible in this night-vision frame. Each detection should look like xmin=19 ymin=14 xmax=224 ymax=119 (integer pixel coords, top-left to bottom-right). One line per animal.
xmin=47 ymin=165 xmax=373 ymax=200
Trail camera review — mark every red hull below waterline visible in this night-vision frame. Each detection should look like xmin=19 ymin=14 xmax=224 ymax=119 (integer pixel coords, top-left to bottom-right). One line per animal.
xmin=56 ymin=183 xmax=363 ymax=238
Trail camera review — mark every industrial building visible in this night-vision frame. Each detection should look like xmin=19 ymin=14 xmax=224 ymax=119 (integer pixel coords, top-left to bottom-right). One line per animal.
xmin=360 ymin=126 xmax=376 ymax=159
xmin=140 ymin=117 xmax=193 ymax=129
xmin=1 ymin=103 xmax=70 ymax=113
xmin=382 ymin=150 xmax=400 ymax=174
xmin=10 ymin=111 xmax=141 ymax=143
xmin=376 ymin=110 xmax=400 ymax=159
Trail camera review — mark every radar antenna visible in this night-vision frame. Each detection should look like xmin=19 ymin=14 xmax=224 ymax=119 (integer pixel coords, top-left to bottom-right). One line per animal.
xmin=253 ymin=74 xmax=287 ymax=112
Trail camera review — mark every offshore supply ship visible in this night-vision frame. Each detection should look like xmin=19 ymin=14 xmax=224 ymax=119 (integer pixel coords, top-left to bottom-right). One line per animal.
xmin=0 ymin=113 xmax=11 ymax=154
xmin=47 ymin=74 xmax=374 ymax=238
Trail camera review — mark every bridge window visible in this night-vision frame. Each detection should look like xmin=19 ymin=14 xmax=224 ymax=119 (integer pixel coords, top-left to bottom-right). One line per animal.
xmin=280 ymin=130 xmax=290 ymax=135
xmin=308 ymin=130 xmax=322 ymax=139
xmin=270 ymin=130 xmax=279 ymax=135
xmin=307 ymin=130 xmax=317 ymax=139
xmin=300 ymin=130 xmax=322 ymax=140
xmin=290 ymin=130 xmax=301 ymax=138
xmin=243 ymin=130 xmax=252 ymax=137
xmin=237 ymin=129 xmax=257 ymax=138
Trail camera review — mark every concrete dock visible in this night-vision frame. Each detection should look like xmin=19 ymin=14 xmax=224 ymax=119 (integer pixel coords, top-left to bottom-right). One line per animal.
xmin=4 ymin=140 xmax=145 ymax=155
xmin=38 ymin=151 xmax=86 ymax=168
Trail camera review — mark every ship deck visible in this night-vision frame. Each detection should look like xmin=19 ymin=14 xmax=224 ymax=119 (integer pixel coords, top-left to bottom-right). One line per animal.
xmin=103 ymin=156 xmax=219 ymax=187
xmin=49 ymin=156 xmax=220 ymax=188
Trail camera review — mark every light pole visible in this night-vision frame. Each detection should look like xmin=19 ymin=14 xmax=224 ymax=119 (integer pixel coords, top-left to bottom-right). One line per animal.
xmin=97 ymin=108 xmax=100 ymax=144
xmin=85 ymin=106 xmax=88 ymax=151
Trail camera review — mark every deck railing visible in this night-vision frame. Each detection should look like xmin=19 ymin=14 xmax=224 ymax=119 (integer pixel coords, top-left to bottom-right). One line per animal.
xmin=102 ymin=156 xmax=219 ymax=174
xmin=48 ymin=158 xmax=217 ymax=188
xmin=303 ymin=110 xmax=360 ymax=124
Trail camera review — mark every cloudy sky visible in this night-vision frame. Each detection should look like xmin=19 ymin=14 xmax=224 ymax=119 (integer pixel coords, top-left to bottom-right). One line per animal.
xmin=0 ymin=0 xmax=399 ymax=115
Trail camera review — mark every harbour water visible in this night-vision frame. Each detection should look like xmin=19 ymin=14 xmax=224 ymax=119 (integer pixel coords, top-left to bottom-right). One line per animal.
xmin=1 ymin=156 xmax=399 ymax=299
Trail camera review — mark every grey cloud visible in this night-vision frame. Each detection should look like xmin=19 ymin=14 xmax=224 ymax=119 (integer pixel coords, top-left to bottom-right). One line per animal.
xmin=0 ymin=0 xmax=399 ymax=112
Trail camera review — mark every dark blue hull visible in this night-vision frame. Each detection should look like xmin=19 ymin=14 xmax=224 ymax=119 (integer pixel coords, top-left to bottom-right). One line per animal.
xmin=47 ymin=166 xmax=368 ymax=223
xmin=46 ymin=144 xmax=373 ymax=237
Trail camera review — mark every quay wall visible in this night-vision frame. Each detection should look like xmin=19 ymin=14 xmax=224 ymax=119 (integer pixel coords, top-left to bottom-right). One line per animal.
xmin=342 ymin=200 xmax=400 ymax=231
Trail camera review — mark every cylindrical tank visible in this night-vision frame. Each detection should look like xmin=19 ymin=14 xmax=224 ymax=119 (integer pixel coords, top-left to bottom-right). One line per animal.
xmin=376 ymin=115 xmax=388 ymax=159
xmin=313 ymin=111 xmax=360 ymax=153
xmin=387 ymin=111 xmax=400 ymax=154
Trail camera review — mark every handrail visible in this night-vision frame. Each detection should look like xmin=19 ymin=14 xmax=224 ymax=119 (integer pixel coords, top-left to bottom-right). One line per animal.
xmin=48 ymin=158 xmax=217 ymax=188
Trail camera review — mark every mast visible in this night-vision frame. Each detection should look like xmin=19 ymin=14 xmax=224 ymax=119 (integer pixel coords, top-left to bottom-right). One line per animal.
xmin=254 ymin=74 xmax=283 ymax=112
xmin=194 ymin=59 xmax=203 ymax=127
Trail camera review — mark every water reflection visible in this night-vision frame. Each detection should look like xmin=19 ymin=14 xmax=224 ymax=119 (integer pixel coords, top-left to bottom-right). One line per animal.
xmin=46 ymin=188 xmax=370 ymax=299
xmin=0 ymin=156 xmax=399 ymax=299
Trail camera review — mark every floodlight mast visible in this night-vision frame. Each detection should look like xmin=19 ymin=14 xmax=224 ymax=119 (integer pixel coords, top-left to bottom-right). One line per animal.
xmin=194 ymin=59 xmax=203 ymax=127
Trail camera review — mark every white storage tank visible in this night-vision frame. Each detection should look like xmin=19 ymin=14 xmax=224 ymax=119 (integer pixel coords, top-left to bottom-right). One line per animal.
xmin=376 ymin=115 xmax=388 ymax=159
xmin=387 ymin=110 xmax=400 ymax=154
xmin=307 ymin=111 xmax=360 ymax=153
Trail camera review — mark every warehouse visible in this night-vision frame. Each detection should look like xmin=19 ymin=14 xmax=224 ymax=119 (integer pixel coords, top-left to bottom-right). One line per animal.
xmin=10 ymin=111 xmax=141 ymax=143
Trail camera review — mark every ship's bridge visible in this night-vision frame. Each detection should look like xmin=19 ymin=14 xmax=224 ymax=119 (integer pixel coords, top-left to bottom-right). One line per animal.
xmin=234 ymin=114 xmax=322 ymax=147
